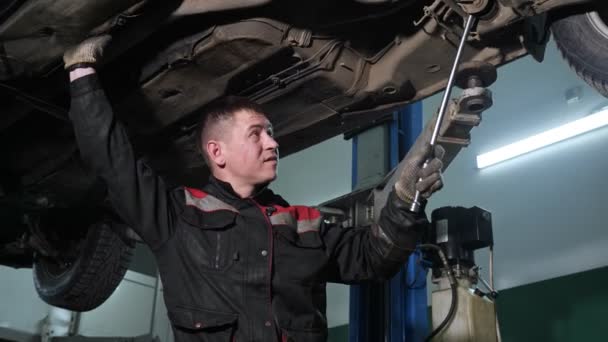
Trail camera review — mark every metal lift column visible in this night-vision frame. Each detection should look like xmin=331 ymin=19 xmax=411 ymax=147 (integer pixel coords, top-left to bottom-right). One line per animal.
xmin=349 ymin=103 xmax=429 ymax=342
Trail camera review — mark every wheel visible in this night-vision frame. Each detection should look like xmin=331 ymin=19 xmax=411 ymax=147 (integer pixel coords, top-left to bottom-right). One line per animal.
xmin=551 ymin=4 xmax=608 ymax=97
xmin=33 ymin=219 xmax=134 ymax=312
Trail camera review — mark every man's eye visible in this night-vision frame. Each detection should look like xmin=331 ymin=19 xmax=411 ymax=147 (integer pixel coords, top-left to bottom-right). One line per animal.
xmin=267 ymin=128 xmax=274 ymax=137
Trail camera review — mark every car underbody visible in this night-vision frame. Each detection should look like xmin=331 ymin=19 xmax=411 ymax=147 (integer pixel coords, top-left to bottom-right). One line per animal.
xmin=0 ymin=0 xmax=580 ymax=194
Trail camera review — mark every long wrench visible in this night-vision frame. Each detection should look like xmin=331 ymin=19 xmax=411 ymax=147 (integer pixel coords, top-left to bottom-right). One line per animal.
xmin=410 ymin=14 xmax=475 ymax=213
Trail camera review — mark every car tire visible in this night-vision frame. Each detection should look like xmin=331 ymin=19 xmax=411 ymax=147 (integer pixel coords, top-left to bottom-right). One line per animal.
xmin=33 ymin=220 xmax=134 ymax=312
xmin=551 ymin=6 xmax=608 ymax=97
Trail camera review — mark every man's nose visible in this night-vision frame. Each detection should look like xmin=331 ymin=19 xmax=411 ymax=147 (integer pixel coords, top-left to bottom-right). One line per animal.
xmin=264 ymin=133 xmax=279 ymax=150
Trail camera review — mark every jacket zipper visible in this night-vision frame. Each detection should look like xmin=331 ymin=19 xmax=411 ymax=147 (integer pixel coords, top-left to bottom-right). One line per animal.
xmin=215 ymin=232 xmax=221 ymax=269
xmin=252 ymin=200 xmax=276 ymax=334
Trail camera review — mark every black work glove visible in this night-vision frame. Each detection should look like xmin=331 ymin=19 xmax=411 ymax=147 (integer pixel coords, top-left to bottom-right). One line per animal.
xmin=63 ymin=35 xmax=111 ymax=71
xmin=379 ymin=189 xmax=429 ymax=247
xmin=394 ymin=115 xmax=445 ymax=207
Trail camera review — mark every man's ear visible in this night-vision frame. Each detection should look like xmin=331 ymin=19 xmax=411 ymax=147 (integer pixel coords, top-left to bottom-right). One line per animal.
xmin=206 ymin=140 xmax=226 ymax=168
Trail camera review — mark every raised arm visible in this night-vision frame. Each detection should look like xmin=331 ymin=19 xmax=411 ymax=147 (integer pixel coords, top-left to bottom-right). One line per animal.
xmin=324 ymin=117 xmax=445 ymax=282
xmin=65 ymin=36 xmax=182 ymax=249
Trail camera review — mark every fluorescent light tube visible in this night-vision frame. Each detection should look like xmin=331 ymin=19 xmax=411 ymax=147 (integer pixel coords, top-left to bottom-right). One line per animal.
xmin=477 ymin=108 xmax=608 ymax=169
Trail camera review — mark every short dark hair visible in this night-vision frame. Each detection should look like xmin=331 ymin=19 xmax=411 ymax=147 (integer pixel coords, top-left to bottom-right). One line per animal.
xmin=197 ymin=95 xmax=267 ymax=166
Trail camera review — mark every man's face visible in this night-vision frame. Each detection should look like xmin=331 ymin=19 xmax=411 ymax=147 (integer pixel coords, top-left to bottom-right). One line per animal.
xmin=222 ymin=110 xmax=279 ymax=186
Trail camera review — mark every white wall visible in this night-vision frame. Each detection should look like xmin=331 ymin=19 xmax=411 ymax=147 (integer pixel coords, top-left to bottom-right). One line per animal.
xmin=0 ymin=268 xmax=50 ymax=335
xmin=271 ymin=135 xmax=353 ymax=207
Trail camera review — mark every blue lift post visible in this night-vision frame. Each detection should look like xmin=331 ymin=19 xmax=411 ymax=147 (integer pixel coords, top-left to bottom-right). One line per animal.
xmin=349 ymin=102 xmax=429 ymax=342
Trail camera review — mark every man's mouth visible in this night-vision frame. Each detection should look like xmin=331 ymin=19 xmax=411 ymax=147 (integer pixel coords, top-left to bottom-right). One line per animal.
xmin=264 ymin=156 xmax=278 ymax=164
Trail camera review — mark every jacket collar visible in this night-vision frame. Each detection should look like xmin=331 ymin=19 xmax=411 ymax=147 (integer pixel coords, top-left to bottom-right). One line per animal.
xmin=205 ymin=175 xmax=273 ymax=207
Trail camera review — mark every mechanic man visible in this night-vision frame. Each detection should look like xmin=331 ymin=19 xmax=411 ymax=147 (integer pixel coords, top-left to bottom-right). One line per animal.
xmin=64 ymin=36 xmax=445 ymax=342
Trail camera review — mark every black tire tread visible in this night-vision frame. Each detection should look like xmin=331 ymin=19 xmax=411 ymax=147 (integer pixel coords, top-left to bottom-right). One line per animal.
xmin=555 ymin=38 xmax=608 ymax=97
xmin=552 ymin=11 xmax=608 ymax=97
xmin=34 ymin=221 xmax=134 ymax=312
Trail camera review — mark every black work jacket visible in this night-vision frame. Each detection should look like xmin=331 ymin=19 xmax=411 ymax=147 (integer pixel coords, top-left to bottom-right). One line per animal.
xmin=68 ymin=75 xmax=428 ymax=342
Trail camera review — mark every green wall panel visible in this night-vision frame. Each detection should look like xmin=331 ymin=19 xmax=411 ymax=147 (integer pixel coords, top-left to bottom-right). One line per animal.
xmin=497 ymin=266 xmax=608 ymax=342
xmin=328 ymin=324 xmax=349 ymax=342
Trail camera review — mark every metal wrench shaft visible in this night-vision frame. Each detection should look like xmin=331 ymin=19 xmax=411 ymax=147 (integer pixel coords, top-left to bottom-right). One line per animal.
xmin=410 ymin=14 xmax=475 ymax=212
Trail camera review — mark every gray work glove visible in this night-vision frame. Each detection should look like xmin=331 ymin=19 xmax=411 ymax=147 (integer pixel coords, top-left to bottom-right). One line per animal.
xmin=394 ymin=116 xmax=445 ymax=207
xmin=63 ymin=35 xmax=112 ymax=71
